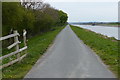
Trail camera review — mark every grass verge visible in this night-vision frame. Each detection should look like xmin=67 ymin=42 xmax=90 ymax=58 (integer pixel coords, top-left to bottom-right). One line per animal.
xmin=70 ymin=25 xmax=118 ymax=77
xmin=2 ymin=26 xmax=64 ymax=78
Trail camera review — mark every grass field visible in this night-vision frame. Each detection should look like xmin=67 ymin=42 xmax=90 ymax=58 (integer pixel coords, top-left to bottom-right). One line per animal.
xmin=70 ymin=25 xmax=118 ymax=77
xmin=2 ymin=26 xmax=64 ymax=78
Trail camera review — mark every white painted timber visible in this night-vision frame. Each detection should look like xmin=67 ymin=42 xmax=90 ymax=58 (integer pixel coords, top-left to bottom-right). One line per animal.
xmin=7 ymin=41 xmax=21 ymax=49
xmin=0 ymin=33 xmax=20 ymax=41
xmin=0 ymin=46 xmax=27 ymax=60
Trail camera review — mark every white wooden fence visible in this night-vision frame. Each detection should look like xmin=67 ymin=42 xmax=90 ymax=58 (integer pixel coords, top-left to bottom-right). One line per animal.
xmin=0 ymin=29 xmax=27 ymax=69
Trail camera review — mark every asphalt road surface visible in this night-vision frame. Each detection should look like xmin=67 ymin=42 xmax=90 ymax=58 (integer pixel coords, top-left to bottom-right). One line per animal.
xmin=25 ymin=25 xmax=115 ymax=78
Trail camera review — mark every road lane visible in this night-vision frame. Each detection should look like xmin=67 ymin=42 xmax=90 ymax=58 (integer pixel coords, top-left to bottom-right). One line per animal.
xmin=25 ymin=25 xmax=115 ymax=78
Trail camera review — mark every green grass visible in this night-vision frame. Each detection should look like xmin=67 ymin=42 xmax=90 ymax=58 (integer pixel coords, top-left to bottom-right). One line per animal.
xmin=70 ymin=25 xmax=118 ymax=77
xmin=2 ymin=26 xmax=64 ymax=78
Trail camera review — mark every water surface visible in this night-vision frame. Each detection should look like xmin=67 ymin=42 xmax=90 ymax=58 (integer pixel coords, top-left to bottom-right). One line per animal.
xmin=72 ymin=24 xmax=119 ymax=40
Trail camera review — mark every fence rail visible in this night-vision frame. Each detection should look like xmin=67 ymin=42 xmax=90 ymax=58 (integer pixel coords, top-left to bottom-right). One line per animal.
xmin=0 ymin=33 xmax=20 ymax=41
xmin=0 ymin=29 xmax=27 ymax=69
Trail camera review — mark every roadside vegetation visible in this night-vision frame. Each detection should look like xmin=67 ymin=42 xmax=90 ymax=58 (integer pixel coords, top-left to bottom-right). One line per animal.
xmin=2 ymin=2 xmax=68 ymax=47
xmin=2 ymin=26 xmax=65 ymax=78
xmin=2 ymin=1 xmax=68 ymax=78
xmin=70 ymin=25 xmax=118 ymax=77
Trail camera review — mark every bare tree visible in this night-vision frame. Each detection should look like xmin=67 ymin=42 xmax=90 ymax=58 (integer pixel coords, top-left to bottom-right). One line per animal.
xmin=21 ymin=0 xmax=43 ymax=10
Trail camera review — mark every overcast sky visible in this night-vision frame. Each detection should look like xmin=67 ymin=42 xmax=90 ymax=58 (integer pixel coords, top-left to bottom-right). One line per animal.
xmin=44 ymin=0 xmax=118 ymax=22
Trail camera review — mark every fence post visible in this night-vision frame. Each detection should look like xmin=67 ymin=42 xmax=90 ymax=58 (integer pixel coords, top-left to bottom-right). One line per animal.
xmin=23 ymin=29 xmax=27 ymax=54
xmin=14 ymin=30 xmax=20 ymax=61
xmin=23 ymin=29 xmax=27 ymax=46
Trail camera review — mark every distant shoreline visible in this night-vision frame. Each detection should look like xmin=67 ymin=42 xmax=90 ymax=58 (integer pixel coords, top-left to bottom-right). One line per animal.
xmin=71 ymin=24 xmax=119 ymax=27
xmin=70 ymin=22 xmax=120 ymax=27
xmin=96 ymin=24 xmax=119 ymax=27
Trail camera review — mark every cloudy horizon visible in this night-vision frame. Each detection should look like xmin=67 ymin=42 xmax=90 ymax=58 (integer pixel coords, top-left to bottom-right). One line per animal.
xmin=2 ymin=0 xmax=119 ymax=22
xmin=46 ymin=2 xmax=118 ymax=22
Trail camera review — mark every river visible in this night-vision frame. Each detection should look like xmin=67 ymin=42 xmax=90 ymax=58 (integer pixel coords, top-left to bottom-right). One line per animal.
xmin=72 ymin=24 xmax=119 ymax=40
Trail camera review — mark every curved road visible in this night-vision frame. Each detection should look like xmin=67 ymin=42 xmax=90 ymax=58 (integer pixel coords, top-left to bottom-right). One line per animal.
xmin=25 ymin=25 xmax=115 ymax=78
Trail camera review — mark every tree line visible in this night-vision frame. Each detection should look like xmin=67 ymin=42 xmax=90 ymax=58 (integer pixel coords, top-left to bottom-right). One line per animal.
xmin=2 ymin=1 xmax=68 ymax=36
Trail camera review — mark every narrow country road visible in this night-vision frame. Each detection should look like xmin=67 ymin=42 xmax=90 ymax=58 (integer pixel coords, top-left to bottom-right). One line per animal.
xmin=25 ymin=25 xmax=115 ymax=78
